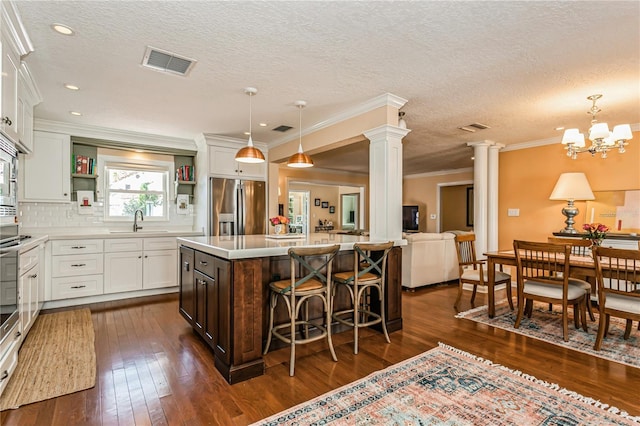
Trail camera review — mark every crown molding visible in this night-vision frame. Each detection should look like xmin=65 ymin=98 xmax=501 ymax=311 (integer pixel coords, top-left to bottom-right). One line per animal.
xmin=269 ymin=92 xmax=408 ymax=148
xmin=34 ymin=118 xmax=196 ymax=150
xmin=404 ymin=167 xmax=474 ymax=180
xmin=2 ymin=1 xmax=34 ymax=56
xmin=199 ymin=133 xmax=267 ymax=150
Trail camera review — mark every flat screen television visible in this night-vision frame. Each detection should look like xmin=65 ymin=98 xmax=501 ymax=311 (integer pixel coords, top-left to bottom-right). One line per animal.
xmin=402 ymin=205 xmax=419 ymax=232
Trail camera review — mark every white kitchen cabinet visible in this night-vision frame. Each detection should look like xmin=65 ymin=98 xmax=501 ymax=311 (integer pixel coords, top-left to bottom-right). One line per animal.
xmin=104 ymin=251 xmax=144 ymax=294
xmin=21 ymin=131 xmax=71 ymax=202
xmin=143 ymin=249 xmax=177 ymax=289
xmin=0 ymin=32 xmax=19 ymax=144
xmin=209 ymin=145 xmax=266 ymax=180
xmin=16 ymin=63 xmax=40 ymax=154
xmin=50 ymin=238 xmax=104 ymax=300
xmin=18 ymin=243 xmax=43 ymax=339
xmin=18 ymin=259 xmax=38 ymax=337
xmin=103 ymin=237 xmax=177 ymax=294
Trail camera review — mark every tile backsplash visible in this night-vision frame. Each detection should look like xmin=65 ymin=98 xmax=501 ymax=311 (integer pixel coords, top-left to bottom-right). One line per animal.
xmin=19 ymin=201 xmax=194 ymax=229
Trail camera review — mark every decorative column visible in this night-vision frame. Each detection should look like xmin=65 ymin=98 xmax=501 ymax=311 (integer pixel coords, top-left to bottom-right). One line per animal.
xmin=363 ymin=125 xmax=410 ymax=241
xmin=487 ymin=143 xmax=503 ymax=252
xmin=467 ymin=141 xmax=491 ymax=259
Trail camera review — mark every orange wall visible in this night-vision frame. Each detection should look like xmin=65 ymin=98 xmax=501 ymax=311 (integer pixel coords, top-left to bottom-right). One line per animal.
xmin=403 ymin=170 xmax=473 ymax=232
xmin=498 ymin=131 xmax=640 ymax=250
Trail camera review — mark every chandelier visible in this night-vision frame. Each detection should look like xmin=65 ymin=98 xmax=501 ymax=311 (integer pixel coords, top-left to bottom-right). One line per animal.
xmin=561 ymin=94 xmax=633 ymax=159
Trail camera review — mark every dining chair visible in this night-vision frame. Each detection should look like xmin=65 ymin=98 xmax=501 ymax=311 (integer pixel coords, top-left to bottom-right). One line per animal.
xmin=332 ymin=241 xmax=394 ymax=354
xmin=592 ymin=246 xmax=640 ymax=351
xmin=453 ymin=233 xmax=513 ymax=310
xmin=513 ymin=240 xmax=588 ymax=341
xmin=263 ymin=244 xmax=340 ymax=376
xmin=547 ymin=236 xmax=596 ymax=321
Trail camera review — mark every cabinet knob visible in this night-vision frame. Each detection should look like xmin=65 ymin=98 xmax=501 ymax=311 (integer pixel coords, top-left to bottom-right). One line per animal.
xmin=184 ymin=262 xmax=190 ymax=271
xmin=30 ymin=274 xmax=37 ymax=279
xmin=64 ymin=193 xmax=68 ymax=196
xmin=199 ymin=261 xmax=208 ymax=266
xmin=0 ymin=370 xmax=8 ymax=381
xmin=2 ymin=116 xmax=12 ymax=126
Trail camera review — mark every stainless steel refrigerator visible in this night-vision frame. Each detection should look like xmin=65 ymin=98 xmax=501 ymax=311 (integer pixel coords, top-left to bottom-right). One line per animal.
xmin=209 ymin=177 xmax=266 ymax=236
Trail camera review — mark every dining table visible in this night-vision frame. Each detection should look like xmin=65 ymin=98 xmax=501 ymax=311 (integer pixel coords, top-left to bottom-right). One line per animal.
xmin=484 ymin=250 xmax=596 ymax=318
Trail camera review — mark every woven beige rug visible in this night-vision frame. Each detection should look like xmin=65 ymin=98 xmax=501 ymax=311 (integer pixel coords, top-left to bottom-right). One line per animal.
xmin=0 ymin=308 xmax=96 ymax=410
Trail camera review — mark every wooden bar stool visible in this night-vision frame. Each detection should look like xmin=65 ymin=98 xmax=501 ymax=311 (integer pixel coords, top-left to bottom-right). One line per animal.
xmin=332 ymin=241 xmax=393 ymax=354
xmin=263 ymin=244 xmax=340 ymax=376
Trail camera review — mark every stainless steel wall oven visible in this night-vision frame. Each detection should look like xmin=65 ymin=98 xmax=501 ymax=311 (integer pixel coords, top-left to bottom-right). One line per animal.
xmin=0 ymin=136 xmax=18 ymax=223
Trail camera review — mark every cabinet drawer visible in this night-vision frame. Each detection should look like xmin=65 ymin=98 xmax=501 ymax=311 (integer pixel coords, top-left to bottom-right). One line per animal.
xmin=19 ymin=247 xmax=39 ymax=275
xmin=52 ymin=253 xmax=103 ymax=277
xmin=51 ymin=275 xmax=104 ymax=300
xmin=0 ymin=336 xmax=19 ymax=396
xmin=143 ymin=237 xmax=176 ymax=251
xmin=104 ymin=238 xmax=143 ymax=253
xmin=52 ymin=239 xmax=103 ymax=255
xmin=194 ymin=251 xmax=215 ymax=277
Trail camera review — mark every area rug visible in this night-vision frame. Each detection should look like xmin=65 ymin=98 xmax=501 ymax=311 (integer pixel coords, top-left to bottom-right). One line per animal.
xmin=252 ymin=343 xmax=638 ymax=425
xmin=0 ymin=308 xmax=96 ymax=411
xmin=456 ymin=301 xmax=639 ymax=369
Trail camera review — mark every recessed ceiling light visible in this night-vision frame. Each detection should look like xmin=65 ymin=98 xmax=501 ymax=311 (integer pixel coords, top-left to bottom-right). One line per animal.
xmin=51 ymin=24 xmax=75 ymax=35
xmin=555 ymin=126 xmax=565 ymax=131
xmin=64 ymin=84 xmax=79 ymax=90
xmin=69 ymin=111 xmax=82 ymax=116
xmin=259 ymin=123 xmax=267 ymax=127
xmin=471 ymin=156 xmax=475 ymax=160
xmin=243 ymin=131 xmax=250 ymax=136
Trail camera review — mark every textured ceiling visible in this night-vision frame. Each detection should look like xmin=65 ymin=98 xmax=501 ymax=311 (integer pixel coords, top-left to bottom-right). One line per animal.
xmin=16 ymin=1 xmax=640 ymax=175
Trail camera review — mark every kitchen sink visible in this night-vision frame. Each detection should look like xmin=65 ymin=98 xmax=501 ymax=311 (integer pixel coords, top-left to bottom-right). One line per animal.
xmin=109 ymin=230 xmax=170 ymax=234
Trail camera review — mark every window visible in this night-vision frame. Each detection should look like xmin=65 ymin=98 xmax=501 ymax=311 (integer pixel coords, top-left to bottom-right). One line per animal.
xmin=104 ymin=162 xmax=170 ymax=221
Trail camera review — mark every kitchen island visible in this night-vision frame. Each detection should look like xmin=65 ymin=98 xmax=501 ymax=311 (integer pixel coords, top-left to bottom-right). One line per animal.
xmin=177 ymin=233 xmax=405 ymax=383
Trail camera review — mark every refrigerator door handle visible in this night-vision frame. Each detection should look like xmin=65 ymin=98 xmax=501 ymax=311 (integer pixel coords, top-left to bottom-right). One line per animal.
xmin=237 ymin=185 xmax=245 ymax=235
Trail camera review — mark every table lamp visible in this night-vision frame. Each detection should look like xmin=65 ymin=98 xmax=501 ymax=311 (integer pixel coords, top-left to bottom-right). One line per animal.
xmin=549 ymin=172 xmax=595 ymax=233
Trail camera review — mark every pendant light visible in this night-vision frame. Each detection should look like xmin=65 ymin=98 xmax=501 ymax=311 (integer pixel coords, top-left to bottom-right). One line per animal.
xmin=287 ymin=100 xmax=314 ymax=168
xmin=235 ymin=87 xmax=265 ymax=163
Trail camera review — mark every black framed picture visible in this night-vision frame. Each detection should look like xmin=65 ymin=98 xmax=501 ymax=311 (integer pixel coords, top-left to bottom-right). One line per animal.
xmin=314 ymin=198 xmax=321 ymax=206
xmin=329 ymin=206 xmax=335 ymax=214
xmin=321 ymin=201 xmax=329 ymax=208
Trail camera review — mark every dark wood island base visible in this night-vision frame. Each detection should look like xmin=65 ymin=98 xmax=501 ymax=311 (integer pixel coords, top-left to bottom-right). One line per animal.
xmin=178 ymin=236 xmax=403 ymax=384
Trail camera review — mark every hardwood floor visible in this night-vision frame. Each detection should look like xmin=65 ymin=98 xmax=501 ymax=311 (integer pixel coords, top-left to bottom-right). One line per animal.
xmin=2 ymin=283 xmax=639 ymax=425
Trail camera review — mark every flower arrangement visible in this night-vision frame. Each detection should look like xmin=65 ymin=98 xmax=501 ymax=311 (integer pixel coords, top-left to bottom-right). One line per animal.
xmin=269 ymin=216 xmax=290 ymax=226
xmin=582 ymin=223 xmax=609 ymax=246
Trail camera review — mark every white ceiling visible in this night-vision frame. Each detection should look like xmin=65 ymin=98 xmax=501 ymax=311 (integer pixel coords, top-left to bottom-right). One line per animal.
xmin=16 ymin=1 xmax=640 ymax=175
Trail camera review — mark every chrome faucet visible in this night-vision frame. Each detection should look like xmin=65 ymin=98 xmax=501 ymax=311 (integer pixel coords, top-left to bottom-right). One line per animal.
xmin=133 ymin=209 xmax=144 ymax=232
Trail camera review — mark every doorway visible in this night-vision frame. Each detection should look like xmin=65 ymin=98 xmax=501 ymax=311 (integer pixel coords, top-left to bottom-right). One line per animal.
xmin=340 ymin=193 xmax=359 ymax=230
xmin=288 ymin=190 xmax=310 ymax=234
xmin=438 ymin=182 xmax=473 ymax=232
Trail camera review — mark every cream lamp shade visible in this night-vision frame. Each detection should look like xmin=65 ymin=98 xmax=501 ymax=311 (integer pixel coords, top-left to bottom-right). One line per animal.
xmin=549 ymin=172 xmax=595 ymax=233
xmin=549 ymin=172 xmax=595 ymax=201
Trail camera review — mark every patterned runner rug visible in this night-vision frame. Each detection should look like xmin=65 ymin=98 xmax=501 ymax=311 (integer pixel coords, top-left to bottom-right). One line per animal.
xmin=252 ymin=343 xmax=638 ymax=425
xmin=0 ymin=308 xmax=96 ymax=411
xmin=456 ymin=301 xmax=639 ymax=369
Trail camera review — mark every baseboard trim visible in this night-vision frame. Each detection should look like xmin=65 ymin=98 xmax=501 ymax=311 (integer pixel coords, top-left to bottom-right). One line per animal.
xmin=42 ymin=287 xmax=179 ymax=310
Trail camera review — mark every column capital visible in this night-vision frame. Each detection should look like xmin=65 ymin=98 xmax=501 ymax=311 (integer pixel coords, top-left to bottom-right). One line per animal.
xmin=489 ymin=143 xmax=505 ymax=150
xmin=466 ymin=140 xmax=495 ymax=148
xmin=364 ymin=125 xmax=411 ymax=142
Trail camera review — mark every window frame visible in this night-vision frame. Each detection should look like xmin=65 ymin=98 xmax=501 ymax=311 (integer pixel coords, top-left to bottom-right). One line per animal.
xmin=99 ymin=155 xmax=174 ymax=222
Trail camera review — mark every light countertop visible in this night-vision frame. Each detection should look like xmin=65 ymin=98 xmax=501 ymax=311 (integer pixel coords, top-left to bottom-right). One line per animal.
xmin=178 ymin=233 xmax=406 ymax=260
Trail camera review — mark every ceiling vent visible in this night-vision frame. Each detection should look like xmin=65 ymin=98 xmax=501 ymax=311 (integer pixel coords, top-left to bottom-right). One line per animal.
xmin=141 ymin=46 xmax=196 ymax=76
xmin=272 ymin=125 xmax=293 ymax=132
xmin=458 ymin=122 xmax=491 ymax=133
